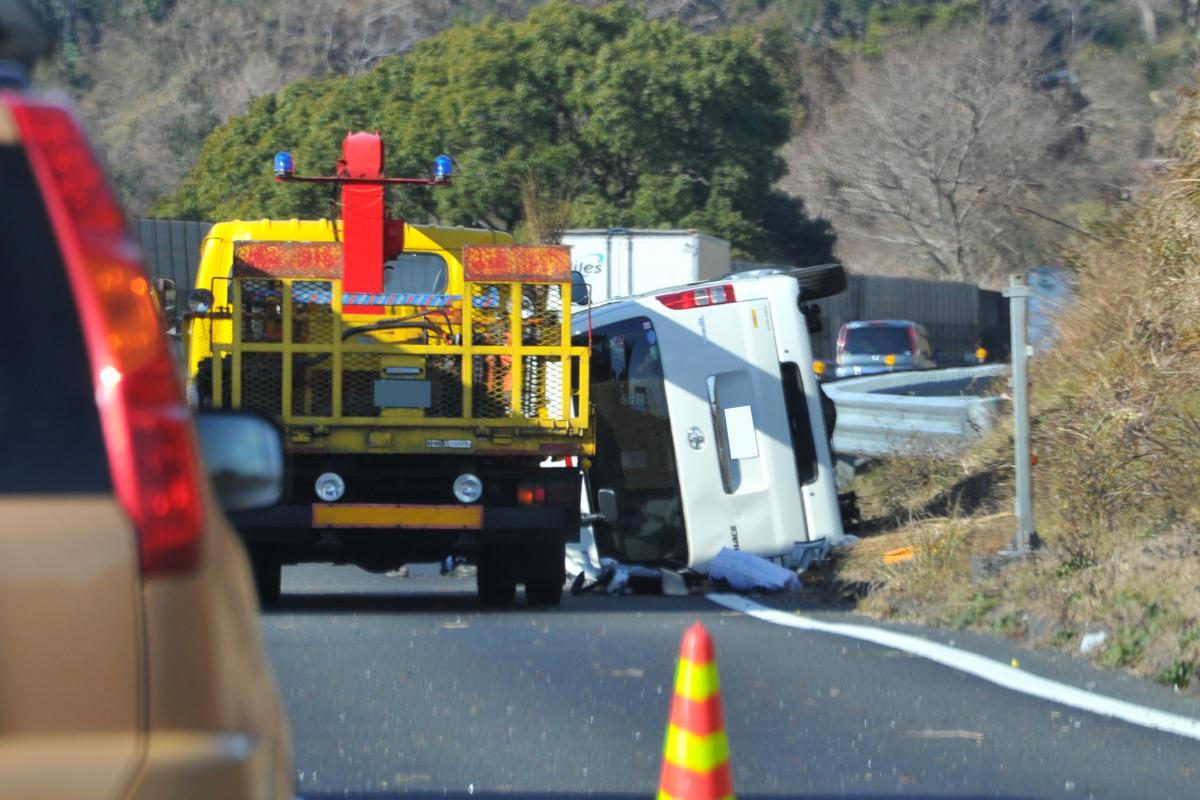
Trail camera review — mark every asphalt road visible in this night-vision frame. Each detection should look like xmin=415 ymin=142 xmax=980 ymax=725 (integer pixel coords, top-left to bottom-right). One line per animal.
xmin=262 ymin=565 xmax=1200 ymax=799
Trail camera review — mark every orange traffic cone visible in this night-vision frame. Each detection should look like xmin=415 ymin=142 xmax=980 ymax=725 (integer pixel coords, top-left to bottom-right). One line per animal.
xmin=658 ymin=622 xmax=735 ymax=800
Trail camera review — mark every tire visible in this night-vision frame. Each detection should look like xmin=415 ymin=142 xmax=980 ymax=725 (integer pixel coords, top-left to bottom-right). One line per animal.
xmin=796 ymin=263 xmax=847 ymax=301
xmin=251 ymin=553 xmax=282 ymax=609
xmin=524 ymin=541 xmax=566 ymax=608
xmin=476 ymin=547 xmax=517 ymax=608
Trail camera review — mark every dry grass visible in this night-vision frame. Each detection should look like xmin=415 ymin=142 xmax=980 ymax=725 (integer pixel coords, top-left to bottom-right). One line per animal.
xmin=838 ymin=513 xmax=1013 ymax=624
xmin=832 ymin=82 xmax=1200 ymax=688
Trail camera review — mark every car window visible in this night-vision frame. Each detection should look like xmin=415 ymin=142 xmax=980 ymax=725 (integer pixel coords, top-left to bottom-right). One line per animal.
xmin=0 ymin=144 xmax=111 ymax=493
xmin=844 ymin=326 xmax=912 ymax=355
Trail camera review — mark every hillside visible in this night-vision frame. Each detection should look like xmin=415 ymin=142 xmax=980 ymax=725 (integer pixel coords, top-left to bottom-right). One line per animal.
xmin=29 ymin=0 xmax=1200 ymax=283
xmin=836 ymin=80 xmax=1200 ymax=686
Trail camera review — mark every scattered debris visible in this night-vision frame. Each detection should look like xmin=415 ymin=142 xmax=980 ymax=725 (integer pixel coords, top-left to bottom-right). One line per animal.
xmin=1079 ymin=630 xmax=1108 ymax=655
xmin=661 ymin=569 xmax=689 ymax=596
xmin=604 ymin=562 xmax=661 ymax=595
xmin=784 ymin=538 xmax=832 ymax=573
xmin=441 ymin=556 xmax=476 ymax=578
xmin=708 ymin=548 xmax=801 ymax=593
xmin=570 ymin=559 xmax=700 ymax=596
xmin=568 ymin=543 xmax=833 ymax=596
xmin=883 ymin=546 xmax=915 ymax=565
xmin=605 ymin=668 xmax=645 ymax=678
xmin=904 ymin=729 xmax=985 ymax=741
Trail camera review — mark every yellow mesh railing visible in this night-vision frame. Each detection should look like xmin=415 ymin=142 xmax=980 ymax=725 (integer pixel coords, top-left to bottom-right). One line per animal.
xmin=206 ymin=277 xmax=589 ymax=431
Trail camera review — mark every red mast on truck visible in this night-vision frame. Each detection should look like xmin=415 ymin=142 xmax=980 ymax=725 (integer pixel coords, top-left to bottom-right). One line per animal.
xmin=272 ymin=132 xmax=452 ymax=312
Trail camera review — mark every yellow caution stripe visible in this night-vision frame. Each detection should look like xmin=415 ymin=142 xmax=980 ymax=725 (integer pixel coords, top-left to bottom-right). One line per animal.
xmin=313 ymin=503 xmax=483 ymax=529
xmin=674 ymin=658 xmax=720 ymax=702
xmin=662 ymin=725 xmax=730 ymax=773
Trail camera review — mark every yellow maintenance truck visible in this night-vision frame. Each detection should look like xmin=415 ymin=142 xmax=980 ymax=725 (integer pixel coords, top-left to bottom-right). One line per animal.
xmin=185 ymin=132 xmax=593 ymax=607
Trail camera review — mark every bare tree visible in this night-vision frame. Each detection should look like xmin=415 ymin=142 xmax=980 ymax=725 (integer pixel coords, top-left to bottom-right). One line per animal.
xmin=785 ymin=20 xmax=1093 ymax=285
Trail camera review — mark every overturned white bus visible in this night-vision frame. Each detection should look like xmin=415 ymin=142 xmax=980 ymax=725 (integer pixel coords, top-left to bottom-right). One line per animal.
xmin=572 ymin=264 xmax=848 ymax=569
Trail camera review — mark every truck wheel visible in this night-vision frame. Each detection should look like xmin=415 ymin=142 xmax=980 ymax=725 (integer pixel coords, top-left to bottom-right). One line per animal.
xmin=796 ymin=263 xmax=847 ymax=301
xmin=477 ymin=547 xmax=516 ymax=608
xmin=524 ymin=542 xmax=565 ymax=608
xmin=251 ymin=553 xmax=282 ymax=609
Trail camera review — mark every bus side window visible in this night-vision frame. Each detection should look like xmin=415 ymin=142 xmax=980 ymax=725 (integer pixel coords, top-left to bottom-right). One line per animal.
xmin=780 ymin=362 xmax=819 ymax=485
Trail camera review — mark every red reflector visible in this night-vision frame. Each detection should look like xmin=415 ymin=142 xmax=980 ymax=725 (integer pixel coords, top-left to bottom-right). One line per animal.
xmin=517 ymin=483 xmax=546 ymax=506
xmin=8 ymin=95 xmax=204 ymax=576
xmin=656 ymin=284 xmax=737 ymax=310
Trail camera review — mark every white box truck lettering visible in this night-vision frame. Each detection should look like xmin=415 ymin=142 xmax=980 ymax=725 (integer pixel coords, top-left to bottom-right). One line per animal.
xmin=562 ymin=229 xmax=731 ymax=306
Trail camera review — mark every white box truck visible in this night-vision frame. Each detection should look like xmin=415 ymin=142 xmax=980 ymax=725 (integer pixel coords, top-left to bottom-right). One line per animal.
xmin=563 ymin=228 xmax=731 ymax=305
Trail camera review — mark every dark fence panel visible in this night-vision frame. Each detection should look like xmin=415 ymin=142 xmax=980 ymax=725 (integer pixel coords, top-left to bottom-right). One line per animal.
xmin=734 ymin=263 xmax=1009 ymax=365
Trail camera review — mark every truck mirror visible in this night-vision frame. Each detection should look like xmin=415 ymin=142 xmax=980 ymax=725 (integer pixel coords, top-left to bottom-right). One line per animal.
xmin=596 ymin=487 xmax=619 ymax=523
xmin=570 ymin=271 xmax=591 ymax=306
xmin=187 ymin=288 xmax=215 ymax=314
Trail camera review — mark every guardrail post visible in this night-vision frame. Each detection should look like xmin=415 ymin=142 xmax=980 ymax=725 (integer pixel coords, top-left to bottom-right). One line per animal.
xmin=1003 ymin=273 xmax=1037 ymax=553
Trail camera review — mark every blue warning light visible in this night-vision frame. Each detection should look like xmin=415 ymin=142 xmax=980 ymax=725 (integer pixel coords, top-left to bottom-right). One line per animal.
xmin=273 ymin=151 xmax=295 ymax=178
xmin=434 ymin=154 xmax=453 ymax=180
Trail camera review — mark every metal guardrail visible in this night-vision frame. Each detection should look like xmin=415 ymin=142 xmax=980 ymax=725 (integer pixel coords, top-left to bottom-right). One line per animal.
xmin=823 ymin=365 xmax=1009 ymax=458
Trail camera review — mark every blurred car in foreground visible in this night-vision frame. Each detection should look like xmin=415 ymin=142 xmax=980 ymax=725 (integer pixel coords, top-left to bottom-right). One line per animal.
xmin=833 ymin=319 xmax=936 ymax=379
xmin=0 ymin=23 xmax=294 ymax=798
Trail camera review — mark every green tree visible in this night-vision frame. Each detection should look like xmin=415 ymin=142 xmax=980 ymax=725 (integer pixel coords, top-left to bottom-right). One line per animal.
xmin=155 ymin=1 xmax=832 ymax=263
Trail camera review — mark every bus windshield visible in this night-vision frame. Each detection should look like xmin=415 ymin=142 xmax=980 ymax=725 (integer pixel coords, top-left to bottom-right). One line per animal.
xmin=583 ymin=317 xmax=688 ymax=565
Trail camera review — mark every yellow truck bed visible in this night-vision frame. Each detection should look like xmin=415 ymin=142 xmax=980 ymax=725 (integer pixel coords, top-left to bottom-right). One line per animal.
xmin=187 ymin=221 xmax=591 ymax=458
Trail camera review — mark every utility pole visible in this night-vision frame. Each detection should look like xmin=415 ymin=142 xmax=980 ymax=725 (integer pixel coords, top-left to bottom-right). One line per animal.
xmin=1003 ymin=273 xmax=1037 ymax=553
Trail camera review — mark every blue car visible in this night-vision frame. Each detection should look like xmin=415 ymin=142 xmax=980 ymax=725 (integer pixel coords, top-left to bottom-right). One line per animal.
xmin=833 ymin=319 xmax=936 ymax=379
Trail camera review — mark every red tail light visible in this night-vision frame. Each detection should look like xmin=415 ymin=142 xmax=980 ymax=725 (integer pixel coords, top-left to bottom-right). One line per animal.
xmin=517 ymin=483 xmax=546 ymax=506
xmin=836 ymin=324 xmax=848 ymax=363
xmin=656 ymin=284 xmax=736 ymax=310
xmin=909 ymin=326 xmax=918 ymax=356
xmin=7 ymin=95 xmax=204 ymax=576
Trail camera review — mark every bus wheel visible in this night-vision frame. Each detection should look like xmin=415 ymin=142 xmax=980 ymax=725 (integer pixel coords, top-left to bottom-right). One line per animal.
xmin=477 ymin=546 xmax=517 ymax=608
xmin=796 ymin=263 xmax=847 ymax=301
xmin=524 ymin=541 xmax=565 ymax=608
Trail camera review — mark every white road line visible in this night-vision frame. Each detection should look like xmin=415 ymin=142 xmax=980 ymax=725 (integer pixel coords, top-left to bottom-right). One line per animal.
xmin=708 ymin=593 xmax=1200 ymax=742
